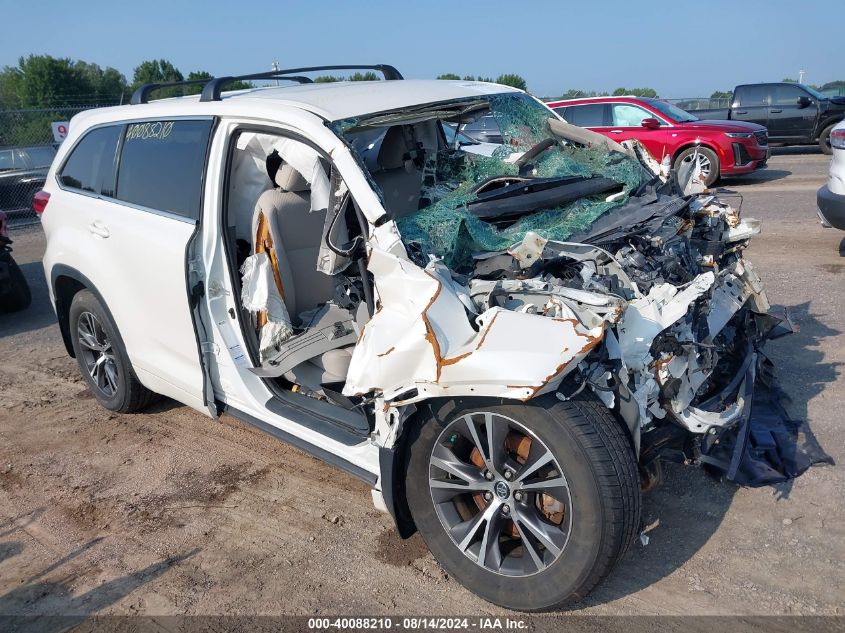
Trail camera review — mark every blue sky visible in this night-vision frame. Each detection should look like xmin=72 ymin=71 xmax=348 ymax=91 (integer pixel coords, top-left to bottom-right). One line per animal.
xmin=1 ymin=0 xmax=839 ymax=97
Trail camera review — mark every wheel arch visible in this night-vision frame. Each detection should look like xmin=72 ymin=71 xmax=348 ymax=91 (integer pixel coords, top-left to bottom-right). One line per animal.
xmin=672 ymin=141 xmax=721 ymax=164
xmin=51 ymin=264 xmax=124 ymax=360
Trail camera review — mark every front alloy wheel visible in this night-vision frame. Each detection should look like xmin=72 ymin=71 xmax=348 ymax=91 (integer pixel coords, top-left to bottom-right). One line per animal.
xmin=429 ymin=412 xmax=572 ymax=576
xmin=405 ymin=394 xmax=641 ymax=611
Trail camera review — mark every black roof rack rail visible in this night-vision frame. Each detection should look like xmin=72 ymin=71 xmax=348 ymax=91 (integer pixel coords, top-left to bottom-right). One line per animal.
xmin=130 ymin=79 xmax=209 ymax=105
xmin=131 ymin=75 xmax=319 ymax=105
xmin=200 ymin=64 xmax=403 ymax=102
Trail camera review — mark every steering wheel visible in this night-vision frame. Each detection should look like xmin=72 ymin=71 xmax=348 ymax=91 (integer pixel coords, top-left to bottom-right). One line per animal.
xmin=514 ymin=137 xmax=557 ymax=173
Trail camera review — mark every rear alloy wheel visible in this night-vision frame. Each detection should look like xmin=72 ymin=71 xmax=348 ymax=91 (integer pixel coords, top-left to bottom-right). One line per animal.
xmin=69 ymin=290 xmax=156 ymax=413
xmin=405 ymin=393 xmax=641 ymax=611
xmin=674 ymin=146 xmax=719 ymax=187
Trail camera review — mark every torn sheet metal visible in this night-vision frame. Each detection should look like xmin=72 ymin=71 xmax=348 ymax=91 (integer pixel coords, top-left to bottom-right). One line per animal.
xmin=342 ymin=248 xmax=603 ymax=402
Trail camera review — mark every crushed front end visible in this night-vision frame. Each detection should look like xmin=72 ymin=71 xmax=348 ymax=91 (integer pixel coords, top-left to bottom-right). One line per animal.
xmin=334 ymin=92 xmax=830 ymax=487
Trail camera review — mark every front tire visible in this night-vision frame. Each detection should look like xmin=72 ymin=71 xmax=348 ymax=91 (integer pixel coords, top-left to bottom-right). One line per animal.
xmin=404 ymin=392 xmax=640 ymax=611
xmin=674 ymin=146 xmax=720 ymax=187
xmin=69 ymin=290 xmax=156 ymax=413
xmin=819 ymin=123 xmax=836 ymax=155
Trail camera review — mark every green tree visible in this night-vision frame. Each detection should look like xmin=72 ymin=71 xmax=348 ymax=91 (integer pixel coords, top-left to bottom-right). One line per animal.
xmin=436 ymin=73 xmax=461 ymax=80
xmin=612 ymin=87 xmax=658 ymax=98
xmin=495 ymin=73 xmax=527 ymax=91
xmin=131 ymin=59 xmax=184 ymax=98
xmin=710 ymin=90 xmax=732 ymax=99
xmin=349 ymin=71 xmax=379 ymax=81
xmin=782 ymin=77 xmax=798 ymax=83
xmin=314 ymin=75 xmax=342 ymax=83
xmin=0 ymin=55 xmax=92 ymax=108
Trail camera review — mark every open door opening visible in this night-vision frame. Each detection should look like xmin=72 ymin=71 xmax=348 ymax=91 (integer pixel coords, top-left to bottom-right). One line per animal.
xmin=222 ymin=128 xmax=375 ymax=440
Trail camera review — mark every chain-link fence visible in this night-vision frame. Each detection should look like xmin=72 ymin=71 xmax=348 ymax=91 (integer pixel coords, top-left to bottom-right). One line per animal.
xmin=664 ymin=97 xmax=732 ymax=112
xmin=0 ymin=105 xmax=107 ymax=229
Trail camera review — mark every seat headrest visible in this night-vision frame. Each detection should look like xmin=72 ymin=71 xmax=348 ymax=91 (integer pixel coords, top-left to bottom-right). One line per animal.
xmin=275 ymin=164 xmax=309 ymax=192
xmin=377 ymin=126 xmax=412 ymax=170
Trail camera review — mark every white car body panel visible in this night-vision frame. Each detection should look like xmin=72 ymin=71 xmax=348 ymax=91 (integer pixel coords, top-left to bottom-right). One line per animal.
xmin=827 ymin=120 xmax=845 ymax=195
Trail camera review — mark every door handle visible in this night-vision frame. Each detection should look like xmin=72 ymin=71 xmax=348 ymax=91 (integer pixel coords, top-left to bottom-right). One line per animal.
xmin=88 ymin=221 xmax=110 ymax=238
xmin=609 ymin=130 xmax=623 ymax=134
xmin=770 ymin=108 xmax=782 ymax=113
xmin=735 ymin=110 xmax=748 ymax=114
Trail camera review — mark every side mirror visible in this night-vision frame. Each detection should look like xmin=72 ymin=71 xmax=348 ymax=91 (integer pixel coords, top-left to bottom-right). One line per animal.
xmin=641 ymin=117 xmax=661 ymax=130
xmin=797 ymin=95 xmax=812 ymax=108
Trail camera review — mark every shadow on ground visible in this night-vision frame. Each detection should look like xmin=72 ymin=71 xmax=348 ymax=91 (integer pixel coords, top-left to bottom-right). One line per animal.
xmin=0 ymin=261 xmax=56 ymax=339
xmin=0 ymin=535 xmax=198 ymax=630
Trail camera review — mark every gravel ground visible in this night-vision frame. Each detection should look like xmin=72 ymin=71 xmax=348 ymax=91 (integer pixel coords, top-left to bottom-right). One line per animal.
xmin=0 ymin=150 xmax=843 ymax=618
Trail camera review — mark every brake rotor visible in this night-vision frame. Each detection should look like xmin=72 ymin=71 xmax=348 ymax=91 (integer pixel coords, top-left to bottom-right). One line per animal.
xmin=468 ymin=431 xmax=564 ymax=536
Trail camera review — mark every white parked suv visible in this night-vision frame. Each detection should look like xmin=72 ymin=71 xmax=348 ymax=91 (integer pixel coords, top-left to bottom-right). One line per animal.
xmin=37 ymin=65 xmax=821 ymax=610
xmin=817 ymin=119 xmax=845 ymax=234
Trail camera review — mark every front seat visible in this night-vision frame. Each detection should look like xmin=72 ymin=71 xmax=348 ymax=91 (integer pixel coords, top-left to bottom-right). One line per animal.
xmin=371 ymin=125 xmax=424 ymax=218
xmin=252 ymin=162 xmax=353 ymax=388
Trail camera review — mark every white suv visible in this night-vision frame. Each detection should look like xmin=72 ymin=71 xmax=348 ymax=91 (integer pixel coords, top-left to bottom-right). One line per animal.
xmin=38 ymin=65 xmax=815 ymax=610
xmin=817 ymin=119 xmax=845 ymax=234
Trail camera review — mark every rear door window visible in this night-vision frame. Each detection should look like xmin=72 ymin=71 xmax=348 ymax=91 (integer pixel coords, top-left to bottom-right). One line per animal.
xmin=25 ymin=146 xmax=57 ymax=167
xmin=116 ymin=120 xmax=213 ymax=220
xmin=561 ymin=104 xmax=607 ymax=127
xmin=59 ymin=126 xmax=122 ymax=194
xmin=0 ymin=149 xmax=16 ymax=171
xmin=735 ymin=85 xmax=769 ymax=107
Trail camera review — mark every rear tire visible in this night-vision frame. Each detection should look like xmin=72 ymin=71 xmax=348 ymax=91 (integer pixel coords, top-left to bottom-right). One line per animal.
xmin=674 ymin=146 xmax=720 ymax=187
xmin=404 ymin=391 xmax=640 ymax=611
xmin=0 ymin=254 xmax=31 ymax=313
xmin=819 ymin=123 xmax=836 ymax=155
xmin=69 ymin=290 xmax=156 ymax=413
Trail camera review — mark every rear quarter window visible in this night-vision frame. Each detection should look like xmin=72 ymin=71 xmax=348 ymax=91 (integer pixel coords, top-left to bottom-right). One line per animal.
xmin=116 ymin=120 xmax=213 ymax=220
xmin=561 ymin=104 xmax=607 ymax=127
xmin=59 ymin=126 xmax=121 ymax=194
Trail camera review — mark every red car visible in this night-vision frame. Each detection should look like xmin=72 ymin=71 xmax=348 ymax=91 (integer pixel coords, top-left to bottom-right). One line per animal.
xmin=547 ymin=96 xmax=770 ymax=186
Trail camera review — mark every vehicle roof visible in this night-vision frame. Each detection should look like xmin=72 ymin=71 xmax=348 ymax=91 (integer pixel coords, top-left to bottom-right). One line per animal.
xmin=547 ymin=95 xmax=644 ymax=106
xmin=83 ymin=79 xmax=520 ymax=124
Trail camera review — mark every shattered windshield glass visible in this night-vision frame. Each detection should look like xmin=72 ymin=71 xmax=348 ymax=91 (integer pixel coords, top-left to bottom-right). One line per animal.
xmin=331 ymin=93 xmax=649 ymax=269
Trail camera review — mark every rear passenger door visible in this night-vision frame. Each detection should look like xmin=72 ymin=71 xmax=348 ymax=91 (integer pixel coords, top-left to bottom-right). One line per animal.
xmin=731 ymin=85 xmax=770 ymax=128
xmin=58 ymin=118 xmax=215 ymax=414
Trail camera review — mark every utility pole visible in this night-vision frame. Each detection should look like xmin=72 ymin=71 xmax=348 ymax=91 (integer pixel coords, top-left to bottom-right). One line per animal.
xmin=799 ymin=69 xmax=806 ymax=84
xmin=272 ymin=60 xmax=280 ymax=86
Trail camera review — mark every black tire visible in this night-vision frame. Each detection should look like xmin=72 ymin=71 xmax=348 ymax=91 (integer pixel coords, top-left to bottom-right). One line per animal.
xmin=69 ymin=289 xmax=156 ymax=413
xmin=674 ymin=146 xmax=720 ymax=187
xmin=404 ymin=391 xmax=640 ymax=611
xmin=819 ymin=123 xmax=836 ymax=155
xmin=0 ymin=253 xmax=31 ymax=313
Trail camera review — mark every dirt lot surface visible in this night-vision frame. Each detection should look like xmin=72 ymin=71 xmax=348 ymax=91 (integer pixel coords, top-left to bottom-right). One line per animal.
xmin=1 ymin=150 xmax=843 ymax=618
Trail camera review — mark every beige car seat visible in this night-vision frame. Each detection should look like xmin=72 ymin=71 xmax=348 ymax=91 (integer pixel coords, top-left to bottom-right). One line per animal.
xmin=252 ymin=163 xmax=353 ymax=385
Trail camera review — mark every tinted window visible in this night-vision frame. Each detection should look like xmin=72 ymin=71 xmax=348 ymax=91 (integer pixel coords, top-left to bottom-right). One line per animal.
xmin=562 ymin=104 xmax=606 ymax=127
xmin=116 ymin=120 xmax=213 ymax=220
xmin=0 ymin=149 xmax=16 ymax=171
xmin=736 ymin=85 xmax=769 ymax=107
xmin=25 ymin=146 xmax=57 ymax=167
xmin=773 ymin=84 xmax=810 ymax=106
xmin=612 ymin=104 xmax=655 ymax=127
xmin=59 ymin=126 xmax=121 ymax=194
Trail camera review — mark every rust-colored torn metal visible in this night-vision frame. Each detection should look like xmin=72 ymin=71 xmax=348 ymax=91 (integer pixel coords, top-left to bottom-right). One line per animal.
xmin=377 ymin=346 xmax=395 ymax=358
xmin=524 ymin=322 xmax=605 ymax=400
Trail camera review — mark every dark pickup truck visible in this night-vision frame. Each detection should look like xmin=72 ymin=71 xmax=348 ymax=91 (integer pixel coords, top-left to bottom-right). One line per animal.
xmin=695 ymin=83 xmax=845 ymax=154
xmin=0 ymin=145 xmax=57 ymax=214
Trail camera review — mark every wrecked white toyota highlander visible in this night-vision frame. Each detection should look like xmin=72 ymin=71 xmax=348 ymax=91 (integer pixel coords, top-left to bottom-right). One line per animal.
xmin=38 ymin=66 xmax=828 ymax=610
